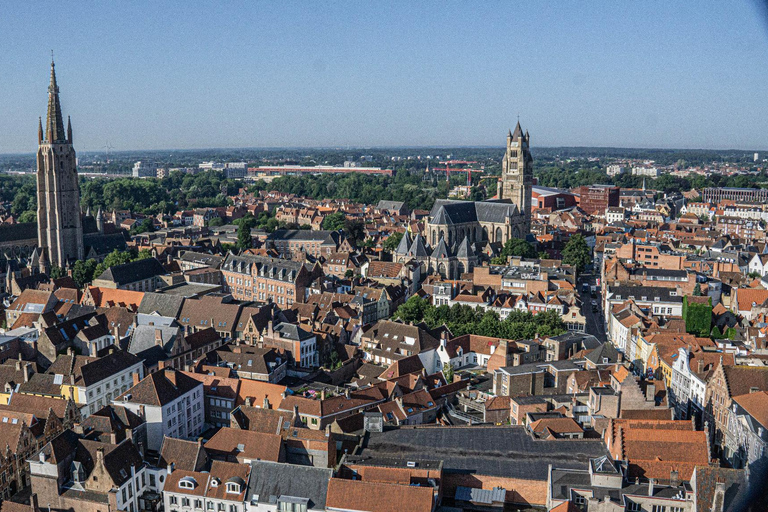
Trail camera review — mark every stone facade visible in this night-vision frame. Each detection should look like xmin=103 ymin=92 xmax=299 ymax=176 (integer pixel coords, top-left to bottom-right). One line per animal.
xmin=498 ymin=121 xmax=533 ymax=233
xmin=36 ymin=60 xmax=84 ymax=267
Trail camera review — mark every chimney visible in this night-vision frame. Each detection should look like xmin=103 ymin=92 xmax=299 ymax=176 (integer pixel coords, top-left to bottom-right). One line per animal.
xmin=321 ymin=389 xmax=326 ymax=401
xmin=344 ymin=388 xmax=350 ymax=399
xmin=113 ymin=326 xmax=120 ymax=343
xmin=646 ymin=383 xmax=655 ymax=403
xmin=23 ymin=363 xmax=31 ymax=383
xmin=648 ymin=478 xmax=655 ymax=496
xmin=325 ymin=424 xmax=331 ymax=438
xmin=165 ymin=369 xmax=177 ymax=386
xmin=262 ymin=396 xmax=269 ymax=409
xmin=712 ymin=481 xmax=726 ymax=512
xmin=281 ymin=391 xmax=286 ymax=400
xmin=167 ymin=462 xmax=174 ymax=475
xmin=133 ymin=372 xmax=141 ymax=386
xmin=245 ymin=397 xmax=252 ymax=407
xmin=697 ymin=359 xmax=704 ymax=374
xmin=30 ymin=494 xmax=39 ymax=512
xmin=96 ymin=447 xmax=105 ymax=464
xmin=670 ymin=469 xmax=679 ymax=487
xmin=155 ymin=329 xmax=164 ymax=346
xmin=15 ymin=359 xmax=21 ymax=371
xmin=67 ymin=347 xmax=74 ymax=356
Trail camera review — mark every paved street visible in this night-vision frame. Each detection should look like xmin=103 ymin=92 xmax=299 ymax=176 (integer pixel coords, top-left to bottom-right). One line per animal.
xmin=581 ymin=272 xmax=607 ymax=343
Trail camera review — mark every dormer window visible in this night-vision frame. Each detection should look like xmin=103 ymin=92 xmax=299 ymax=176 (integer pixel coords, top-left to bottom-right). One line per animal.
xmin=226 ymin=482 xmax=241 ymax=494
xmin=179 ymin=477 xmax=197 ymax=490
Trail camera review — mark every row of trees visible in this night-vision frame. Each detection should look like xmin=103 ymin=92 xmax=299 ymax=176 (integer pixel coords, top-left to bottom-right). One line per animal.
xmin=70 ymin=249 xmax=152 ymax=287
xmin=393 ymin=296 xmax=567 ymax=340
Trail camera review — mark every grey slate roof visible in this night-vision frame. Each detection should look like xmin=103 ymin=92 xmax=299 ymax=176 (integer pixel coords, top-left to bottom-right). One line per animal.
xmin=138 ymin=292 xmax=185 ymax=317
xmin=431 ymin=238 xmax=451 ymax=259
xmin=429 ymin=199 xmax=519 ymax=225
xmin=247 ymin=461 xmax=332 ymax=510
xmin=272 ymin=322 xmax=314 ymax=342
xmin=408 ymin=234 xmax=429 ymax=258
xmin=394 ymin=232 xmax=412 ymax=255
xmin=455 ymin=237 xmax=475 ymax=259
xmin=360 ymin=425 xmax=609 ymax=481
xmin=95 ymin=257 xmax=166 ymax=286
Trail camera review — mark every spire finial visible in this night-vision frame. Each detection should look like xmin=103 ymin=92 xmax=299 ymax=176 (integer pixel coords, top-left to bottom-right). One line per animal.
xmin=51 ymin=49 xmax=54 ymax=65
xmin=45 ymin=55 xmax=66 ymax=143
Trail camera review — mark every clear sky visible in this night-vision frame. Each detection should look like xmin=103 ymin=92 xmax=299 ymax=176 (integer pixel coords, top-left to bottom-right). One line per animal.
xmin=2 ymin=1 xmax=768 ymax=153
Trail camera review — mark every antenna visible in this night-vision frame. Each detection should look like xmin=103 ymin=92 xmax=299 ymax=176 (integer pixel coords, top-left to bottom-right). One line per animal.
xmin=103 ymin=141 xmax=114 ymax=164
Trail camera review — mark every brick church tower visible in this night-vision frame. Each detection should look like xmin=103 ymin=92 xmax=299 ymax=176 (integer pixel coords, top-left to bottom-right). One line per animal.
xmin=36 ymin=58 xmax=84 ymax=267
xmin=498 ymin=121 xmax=533 ymax=233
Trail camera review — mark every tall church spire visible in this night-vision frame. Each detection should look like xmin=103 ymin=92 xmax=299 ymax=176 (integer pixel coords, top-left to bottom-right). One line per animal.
xmin=46 ymin=58 xmax=66 ymax=143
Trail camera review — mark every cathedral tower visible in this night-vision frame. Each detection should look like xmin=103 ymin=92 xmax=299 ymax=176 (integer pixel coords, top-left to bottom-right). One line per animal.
xmin=498 ymin=121 xmax=533 ymax=233
xmin=36 ymin=59 xmax=84 ymax=266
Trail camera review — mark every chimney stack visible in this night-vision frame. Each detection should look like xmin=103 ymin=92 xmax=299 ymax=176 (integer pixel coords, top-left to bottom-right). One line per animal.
xmin=133 ymin=372 xmax=141 ymax=386
xmin=670 ymin=469 xmax=679 ymax=487
xmin=155 ymin=329 xmax=163 ymax=346
xmin=23 ymin=362 xmax=31 ymax=383
xmin=245 ymin=397 xmax=252 ymax=407
xmin=648 ymin=478 xmax=655 ymax=496
xmin=262 ymin=396 xmax=269 ymax=409
xmin=697 ymin=359 xmax=704 ymax=374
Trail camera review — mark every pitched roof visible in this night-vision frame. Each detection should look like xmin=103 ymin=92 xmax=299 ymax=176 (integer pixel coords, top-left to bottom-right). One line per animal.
xmin=325 ymin=478 xmax=435 ymax=512
xmin=95 ymin=257 xmax=166 ymax=285
xmin=247 ymin=460 xmax=332 ymax=509
xmin=159 ymin=437 xmax=207 ymax=471
xmin=204 ymin=427 xmax=282 ymax=462
xmin=732 ymin=390 xmax=768 ymax=430
xmin=117 ymin=369 xmax=201 ymax=406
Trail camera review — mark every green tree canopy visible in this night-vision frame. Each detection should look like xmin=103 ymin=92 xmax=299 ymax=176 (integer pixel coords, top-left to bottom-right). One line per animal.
xmin=562 ymin=234 xmax=591 ymax=272
xmin=383 ymin=232 xmax=404 ymax=252
xmin=321 ymin=212 xmax=347 ymax=231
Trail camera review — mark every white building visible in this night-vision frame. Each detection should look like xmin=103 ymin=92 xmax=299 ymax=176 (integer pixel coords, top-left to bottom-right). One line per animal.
xmin=606 ymin=164 xmax=625 ymax=177
xmin=133 ymin=160 xmax=157 ymax=178
xmin=114 ymin=369 xmax=204 ymax=452
xmin=605 ymin=207 xmax=626 ymax=224
xmin=632 ymin=166 xmax=660 ymax=178
xmin=164 ymin=461 xmax=249 ymax=512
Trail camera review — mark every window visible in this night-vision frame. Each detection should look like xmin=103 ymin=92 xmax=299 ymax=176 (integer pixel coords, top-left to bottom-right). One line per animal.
xmin=170 ymin=496 xmax=178 ymax=505
xmin=226 ymin=482 xmax=240 ymax=494
xmin=626 ymin=502 xmax=640 ymax=512
xmin=573 ymin=495 xmax=586 ymax=505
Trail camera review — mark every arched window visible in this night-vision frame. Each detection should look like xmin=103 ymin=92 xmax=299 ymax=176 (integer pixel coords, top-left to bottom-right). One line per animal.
xmin=483 ymin=227 xmax=489 ymax=241
xmin=495 ymin=227 xmax=502 ymax=242
xmin=438 ymin=263 xmax=447 ymax=279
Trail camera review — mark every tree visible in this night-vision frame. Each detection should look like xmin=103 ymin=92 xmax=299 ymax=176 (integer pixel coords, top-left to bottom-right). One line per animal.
xmin=442 ymin=363 xmax=454 ymax=383
xmin=93 ymin=250 xmax=136 ymax=280
xmin=72 ymin=259 xmax=98 ymax=287
xmin=562 ymin=234 xmax=591 ymax=272
xmin=710 ymin=325 xmax=722 ymax=338
xmin=383 ymin=232 xmax=404 ymax=252
xmin=49 ymin=265 xmax=64 ymax=279
xmin=207 ymin=217 xmax=224 ymax=227
xmin=393 ymin=296 xmax=430 ymax=323
xmin=499 ymin=238 xmax=537 ymax=259
xmin=17 ymin=210 xmax=36 ymax=223
xmin=344 ymin=219 xmax=366 ymax=247
xmin=682 ymin=296 xmax=712 ymax=337
xmin=236 ymin=214 xmax=256 ymax=250
xmin=344 ymin=269 xmax=354 ymax=278
xmin=693 ymin=283 xmax=702 ymax=296
xmin=321 ymin=212 xmax=346 ymax=231
xmin=131 ymin=218 xmax=155 ymax=235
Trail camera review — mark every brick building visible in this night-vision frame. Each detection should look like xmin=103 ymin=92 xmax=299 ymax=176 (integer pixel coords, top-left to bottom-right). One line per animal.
xmin=577 ymin=185 xmax=620 ymax=215
xmin=221 ymin=253 xmax=321 ymax=305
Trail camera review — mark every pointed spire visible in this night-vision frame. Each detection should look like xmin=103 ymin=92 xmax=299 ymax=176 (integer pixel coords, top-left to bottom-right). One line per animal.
xmin=67 ymin=115 xmax=72 ymax=144
xmin=38 ymin=117 xmax=43 ymax=145
xmin=511 ymin=120 xmax=524 ymax=141
xmin=45 ymin=58 xmax=67 ymax=143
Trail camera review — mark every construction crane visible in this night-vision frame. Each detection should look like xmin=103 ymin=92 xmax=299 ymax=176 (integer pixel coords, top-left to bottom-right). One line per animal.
xmin=439 ymin=163 xmax=485 ymax=185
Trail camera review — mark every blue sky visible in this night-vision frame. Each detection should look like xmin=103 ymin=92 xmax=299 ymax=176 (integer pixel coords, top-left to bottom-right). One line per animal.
xmin=2 ymin=1 xmax=768 ymax=153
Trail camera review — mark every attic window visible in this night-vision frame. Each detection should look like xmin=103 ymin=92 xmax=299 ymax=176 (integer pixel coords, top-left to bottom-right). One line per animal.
xmin=226 ymin=482 xmax=241 ymax=494
xmin=179 ymin=477 xmax=197 ymax=490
